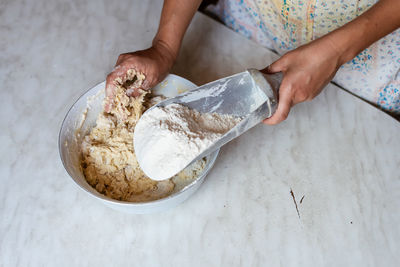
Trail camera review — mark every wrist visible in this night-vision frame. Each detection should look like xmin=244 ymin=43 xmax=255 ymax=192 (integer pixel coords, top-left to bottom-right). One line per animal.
xmin=152 ymin=38 xmax=178 ymax=70
xmin=326 ymin=16 xmax=370 ymax=66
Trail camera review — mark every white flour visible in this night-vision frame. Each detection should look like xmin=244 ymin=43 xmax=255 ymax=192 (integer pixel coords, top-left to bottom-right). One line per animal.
xmin=134 ymin=103 xmax=241 ymax=180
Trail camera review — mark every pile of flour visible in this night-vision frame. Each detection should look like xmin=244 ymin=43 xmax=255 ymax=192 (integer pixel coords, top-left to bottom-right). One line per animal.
xmin=134 ymin=103 xmax=241 ymax=180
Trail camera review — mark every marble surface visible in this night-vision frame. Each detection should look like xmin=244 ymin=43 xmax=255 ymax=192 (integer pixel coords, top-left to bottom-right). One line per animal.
xmin=1 ymin=0 xmax=399 ymax=266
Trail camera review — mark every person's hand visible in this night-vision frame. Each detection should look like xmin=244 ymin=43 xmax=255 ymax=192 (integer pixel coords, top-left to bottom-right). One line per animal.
xmin=262 ymin=36 xmax=344 ymax=125
xmin=104 ymin=41 xmax=176 ymax=112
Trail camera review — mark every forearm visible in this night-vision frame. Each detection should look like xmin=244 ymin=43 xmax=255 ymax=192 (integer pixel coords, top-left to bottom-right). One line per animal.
xmin=153 ymin=0 xmax=202 ymax=62
xmin=325 ymin=0 xmax=400 ymax=65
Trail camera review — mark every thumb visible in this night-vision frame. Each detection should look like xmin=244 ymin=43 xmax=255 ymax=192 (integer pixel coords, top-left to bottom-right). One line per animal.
xmin=261 ymin=56 xmax=287 ymax=74
xmin=263 ymin=82 xmax=292 ymax=125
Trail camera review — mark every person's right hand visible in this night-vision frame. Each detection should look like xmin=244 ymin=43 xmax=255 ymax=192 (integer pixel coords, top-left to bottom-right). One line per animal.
xmin=104 ymin=41 xmax=176 ymax=112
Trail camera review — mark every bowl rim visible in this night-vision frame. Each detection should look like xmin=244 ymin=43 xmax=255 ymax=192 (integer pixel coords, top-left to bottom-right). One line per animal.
xmin=58 ymin=74 xmax=219 ymax=207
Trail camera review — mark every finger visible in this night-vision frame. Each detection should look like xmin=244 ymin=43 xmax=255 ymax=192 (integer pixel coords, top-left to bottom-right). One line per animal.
xmin=126 ymin=71 xmax=159 ymax=97
xmin=126 ymin=88 xmax=143 ymax=97
xmin=142 ymin=78 xmax=150 ymax=90
xmin=263 ymin=87 xmax=292 ymax=125
xmin=124 ymin=70 xmax=150 ymax=97
xmin=112 ymin=64 xmax=131 ymax=80
xmin=108 ymin=64 xmax=134 ymax=90
xmin=104 ymin=65 xmax=129 ymax=112
xmin=105 ymin=71 xmax=119 ymax=97
xmin=104 ymin=75 xmax=116 ymax=113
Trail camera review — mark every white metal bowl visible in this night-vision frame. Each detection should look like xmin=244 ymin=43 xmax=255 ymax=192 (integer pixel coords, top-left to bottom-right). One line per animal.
xmin=58 ymin=74 xmax=219 ymax=214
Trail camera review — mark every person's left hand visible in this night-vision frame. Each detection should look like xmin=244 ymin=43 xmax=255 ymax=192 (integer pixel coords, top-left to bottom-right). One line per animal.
xmin=262 ymin=36 xmax=344 ymax=125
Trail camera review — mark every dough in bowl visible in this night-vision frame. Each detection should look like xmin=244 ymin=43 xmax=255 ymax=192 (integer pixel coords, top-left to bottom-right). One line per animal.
xmin=80 ymin=69 xmax=205 ymax=202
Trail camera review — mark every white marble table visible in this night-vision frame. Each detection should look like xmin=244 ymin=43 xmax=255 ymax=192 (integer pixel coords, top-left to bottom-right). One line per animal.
xmin=1 ymin=1 xmax=399 ymax=266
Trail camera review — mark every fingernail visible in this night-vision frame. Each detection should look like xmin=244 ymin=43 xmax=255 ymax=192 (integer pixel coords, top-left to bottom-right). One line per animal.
xmin=142 ymin=80 xmax=150 ymax=89
xmin=126 ymin=88 xmax=134 ymax=96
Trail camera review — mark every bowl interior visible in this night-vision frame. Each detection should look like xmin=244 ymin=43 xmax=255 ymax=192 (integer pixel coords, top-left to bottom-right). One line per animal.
xmin=59 ymin=74 xmax=219 ymax=207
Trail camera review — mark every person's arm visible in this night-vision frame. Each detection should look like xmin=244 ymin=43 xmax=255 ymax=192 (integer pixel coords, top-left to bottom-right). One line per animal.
xmin=263 ymin=0 xmax=400 ymax=125
xmin=105 ymin=0 xmax=202 ymax=112
xmin=153 ymin=0 xmax=202 ymax=61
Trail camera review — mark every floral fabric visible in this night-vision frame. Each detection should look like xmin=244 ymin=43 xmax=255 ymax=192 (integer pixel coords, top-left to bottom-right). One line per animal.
xmin=206 ymin=0 xmax=400 ymax=115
